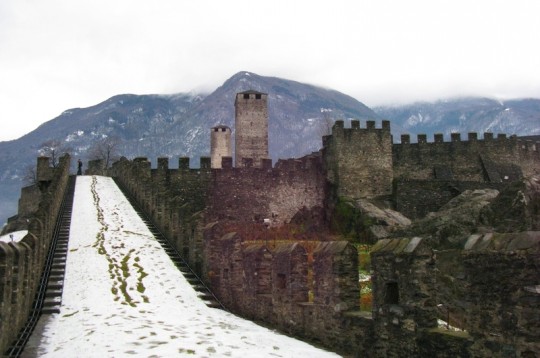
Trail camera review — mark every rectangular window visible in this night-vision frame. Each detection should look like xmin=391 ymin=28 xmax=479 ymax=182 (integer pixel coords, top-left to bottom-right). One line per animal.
xmin=243 ymin=93 xmax=250 ymax=99
xmin=255 ymin=94 xmax=262 ymax=99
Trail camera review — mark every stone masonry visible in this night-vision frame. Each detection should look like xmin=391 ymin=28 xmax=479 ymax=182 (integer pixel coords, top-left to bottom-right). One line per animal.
xmin=3 ymin=89 xmax=540 ymax=356
xmin=234 ymin=90 xmax=269 ymax=168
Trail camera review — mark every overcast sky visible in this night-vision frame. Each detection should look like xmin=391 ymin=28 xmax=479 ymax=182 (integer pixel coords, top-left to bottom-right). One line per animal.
xmin=1 ymin=0 xmax=539 ymax=141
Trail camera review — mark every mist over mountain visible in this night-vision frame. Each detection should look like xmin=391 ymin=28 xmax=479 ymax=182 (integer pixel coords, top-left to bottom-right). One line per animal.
xmin=373 ymin=97 xmax=540 ymax=141
xmin=0 ymin=72 xmax=379 ymax=225
xmin=1 ymin=72 xmax=539 ymax=226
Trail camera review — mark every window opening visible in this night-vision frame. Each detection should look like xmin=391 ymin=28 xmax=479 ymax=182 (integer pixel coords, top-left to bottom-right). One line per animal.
xmin=385 ymin=282 xmax=399 ymax=304
xmin=277 ymin=273 xmax=286 ymax=289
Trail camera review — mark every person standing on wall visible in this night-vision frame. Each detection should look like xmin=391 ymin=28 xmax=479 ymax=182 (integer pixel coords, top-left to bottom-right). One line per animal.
xmin=77 ymin=159 xmax=83 ymax=175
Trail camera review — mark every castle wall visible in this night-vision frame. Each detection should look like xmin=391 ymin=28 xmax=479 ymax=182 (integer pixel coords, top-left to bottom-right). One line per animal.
xmin=393 ymin=133 xmax=540 ymax=182
xmin=111 ymin=156 xmax=212 ymax=276
xmin=369 ymin=233 xmax=540 ymax=357
xmin=208 ymin=154 xmax=326 ymax=227
xmin=0 ymin=155 xmax=71 ymax=354
xmin=17 ymin=184 xmax=42 ymax=220
xmin=457 ymin=232 xmax=539 ymax=356
xmin=110 ymin=154 xmax=326 ymax=276
xmin=106 ymin=110 xmax=540 ymax=356
xmin=323 ymin=120 xmax=393 ymax=199
xmin=202 ymin=221 xmax=373 ymax=356
xmin=371 ymin=237 xmax=439 ymax=356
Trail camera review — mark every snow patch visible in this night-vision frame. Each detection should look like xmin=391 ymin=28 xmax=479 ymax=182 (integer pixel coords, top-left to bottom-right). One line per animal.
xmin=65 ymin=131 xmax=84 ymax=142
xmin=0 ymin=230 xmax=28 ymax=243
xmin=22 ymin=176 xmax=339 ymax=357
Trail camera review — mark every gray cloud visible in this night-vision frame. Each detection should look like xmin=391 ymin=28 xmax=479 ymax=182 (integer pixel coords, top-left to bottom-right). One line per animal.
xmin=1 ymin=0 xmax=539 ymax=140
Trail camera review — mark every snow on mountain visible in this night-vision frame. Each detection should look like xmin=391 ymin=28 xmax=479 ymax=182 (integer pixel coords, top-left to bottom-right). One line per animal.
xmin=1 ymin=74 xmax=539 ymax=227
xmin=374 ymin=97 xmax=540 ymax=140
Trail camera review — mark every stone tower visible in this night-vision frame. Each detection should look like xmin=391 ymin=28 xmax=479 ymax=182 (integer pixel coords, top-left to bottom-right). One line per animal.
xmin=210 ymin=125 xmax=232 ymax=168
xmin=323 ymin=120 xmax=393 ymax=199
xmin=234 ymin=90 xmax=269 ymax=168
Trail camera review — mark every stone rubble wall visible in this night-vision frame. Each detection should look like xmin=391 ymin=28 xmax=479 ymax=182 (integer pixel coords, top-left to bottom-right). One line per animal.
xmin=110 ymin=156 xmax=375 ymax=355
xmin=371 ymin=234 xmax=540 ymax=357
xmin=110 ymin=154 xmax=326 ymax=276
xmin=202 ymin=221 xmax=373 ymax=355
xmin=461 ymin=232 xmax=540 ymax=357
xmin=111 ymin=156 xmax=212 ymax=276
xmin=109 ymin=150 xmax=540 ymax=356
xmin=393 ymin=133 xmax=540 ymax=181
xmin=0 ymin=155 xmax=71 ymax=354
xmin=323 ymin=120 xmax=393 ymax=199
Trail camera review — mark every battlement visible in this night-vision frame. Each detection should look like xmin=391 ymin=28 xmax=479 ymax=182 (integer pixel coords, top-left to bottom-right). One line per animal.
xmin=323 ymin=119 xmax=393 ymax=199
xmin=397 ymin=132 xmax=538 ymax=149
xmin=394 ymin=132 xmax=540 ymax=166
xmin=332 ymin=119 xmax=391 ymax=132
xmin=235 ymin=90 xmax=268 ymax=101
xmin=124 ymin=154 xmax=322 ymax=174
xmin=393 ymin=131 xmax=540 ymax=182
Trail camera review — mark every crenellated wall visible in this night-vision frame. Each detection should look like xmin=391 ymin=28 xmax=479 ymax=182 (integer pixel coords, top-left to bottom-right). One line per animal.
xmin=4 ymin=81 xmax=540 ymax=357
xmin=110 ymin=153 xmax=327 ymax=276
xmin=111 ymin=156 xmax=211 ymax=275
xmin=110 ymin=155 xmax=375 ymax=355
xmin=208 ymin=154 xmax=326 ymax=226
xmin=0 ymin=235 xmax=39 ymax=352
xmin=106 ymin=126 xmax=540 ymax=356
xmin=393 ymin=132 xmax=540 ymax=181
xmin=323 ymin=120 xmax=393 ymax=199
xmin=0 ymin=155 xmax=71 ymax=354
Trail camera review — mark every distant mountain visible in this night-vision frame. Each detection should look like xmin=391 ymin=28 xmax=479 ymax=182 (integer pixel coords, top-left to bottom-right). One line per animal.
xmin=0 ymin=71 xmax=379 ymax=225
xmin=2 ymin=73 xmax=539 ymax=227
xmin=373 ymin=97 xmax=540 ymax=141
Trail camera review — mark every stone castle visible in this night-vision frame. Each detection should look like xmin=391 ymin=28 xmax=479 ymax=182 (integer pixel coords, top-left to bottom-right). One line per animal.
xmin=2 ymin=90 xmax=539 ymax=356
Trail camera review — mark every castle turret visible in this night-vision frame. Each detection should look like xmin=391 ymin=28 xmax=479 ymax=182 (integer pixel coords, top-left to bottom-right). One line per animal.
xmin=234 ymin=91 xmax=269 ymax=168
xmin=210 ymin=125 xmax=232 ymax=168
xmin=323 ymin=120 xmax=393 ymax=199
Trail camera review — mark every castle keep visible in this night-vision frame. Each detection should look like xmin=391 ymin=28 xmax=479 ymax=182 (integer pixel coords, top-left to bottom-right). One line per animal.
xmin=2 ymin=90 xmax=540 ymax=357
xmin=234 ymin=90 xmax=269 ymax=168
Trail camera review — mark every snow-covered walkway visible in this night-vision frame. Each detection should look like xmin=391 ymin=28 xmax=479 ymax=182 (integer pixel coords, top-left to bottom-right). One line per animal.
xmin=23 ymin=176 xmax=339 ymax=357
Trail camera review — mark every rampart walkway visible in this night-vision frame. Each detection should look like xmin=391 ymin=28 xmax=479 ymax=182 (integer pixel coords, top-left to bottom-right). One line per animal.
xmin=21 ymin=176 xmax=338 ymax=357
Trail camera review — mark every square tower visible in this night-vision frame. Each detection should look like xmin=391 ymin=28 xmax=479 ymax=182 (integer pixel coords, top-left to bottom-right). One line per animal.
xmin=234 ymin=90 xmax=269 ymax=168
xmin=210 ymin=125 xmax=232 ymax=168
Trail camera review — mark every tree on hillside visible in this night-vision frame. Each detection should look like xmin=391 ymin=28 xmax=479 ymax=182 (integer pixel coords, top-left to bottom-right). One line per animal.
xmin=22 ymin=164 xmax=37 ymax=185
xmin=39 ymin=139 xmax=73 ymax=168
xmin=88 ymin=136 xmax=122 ymax=169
